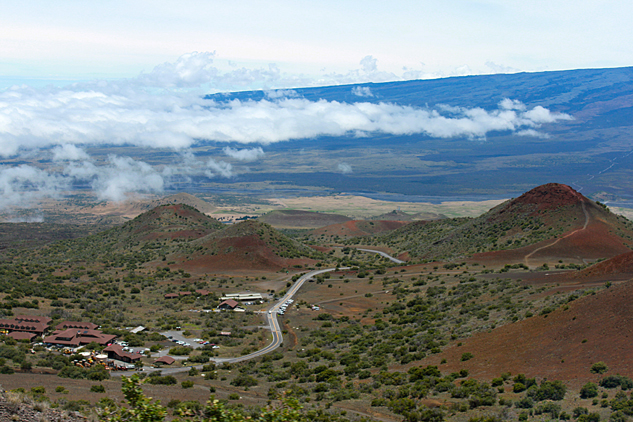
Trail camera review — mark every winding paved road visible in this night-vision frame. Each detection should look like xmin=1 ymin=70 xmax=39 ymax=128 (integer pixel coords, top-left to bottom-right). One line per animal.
xmin=357 ymin=248 xmax=406 ymax=264
xmin=114 ymin=248 xmax=403 ymax=375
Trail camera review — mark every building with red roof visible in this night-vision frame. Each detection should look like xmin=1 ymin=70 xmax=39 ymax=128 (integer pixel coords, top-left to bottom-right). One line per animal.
xmin=0 ymin=315 xmax=51 ymax=336
xmin=55 ymin=321 xmax=99 ymax=331
xmin=44 ymin=329 xmax=116 ymax=347
xmin=103 ymin=344 xmax=141 ymax=363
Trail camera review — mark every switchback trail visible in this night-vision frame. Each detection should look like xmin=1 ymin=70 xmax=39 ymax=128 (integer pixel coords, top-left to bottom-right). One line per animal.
xmin=524 ymin=201 xmax=590 ymax=268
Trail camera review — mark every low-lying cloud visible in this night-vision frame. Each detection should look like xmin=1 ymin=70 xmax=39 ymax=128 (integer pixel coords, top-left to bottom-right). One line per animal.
xmin=223 ymin=147 xmax=265 ymax=162
xmin=0 ymin=52 xmax=574 ymax=213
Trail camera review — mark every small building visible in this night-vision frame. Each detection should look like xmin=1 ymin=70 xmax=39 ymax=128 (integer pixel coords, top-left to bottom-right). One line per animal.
xmin=129 ymin=326 xmax=146 ymax=334
xmin=7 ymin=332 xmax=36 ymax=342
xmin=220 ymin=293 xmax=264 ymax=301
xmin=195 ymin=289 xmax=211 ymax=296
xmin=154 ymin=356 xmax=175 ymax=365
xmin=103 ymin=344 xmax=141 ymax=363
xmin=218 ymin=299 xmax=239 ymax=310
xmin=179 ymin=291 xmax=192 ymax=296
xmin=164 ymin=293 xmax=179 ymax=299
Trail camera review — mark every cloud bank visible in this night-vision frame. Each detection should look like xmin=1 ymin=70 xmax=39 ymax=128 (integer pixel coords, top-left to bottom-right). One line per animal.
xmin=0 ymin=52 xmax=573 ymax=213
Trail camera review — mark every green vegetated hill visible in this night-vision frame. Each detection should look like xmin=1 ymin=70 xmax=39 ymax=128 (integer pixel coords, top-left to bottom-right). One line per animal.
xmin=196 ymin=220 xmax=316 ymax=258
xmin=365 ymin=183 xmax=633 ymax=261
xmin=0 ymin=222 xmax=102 ymax=251
xmin=369 ymin=210 xmax=445 ymax=221
xmin=35 ymin=203 xmax=321 ymax=271
xmin=257 ymin=209 xmax=352 ymax=229
xmin=144 ymin=192 xmax=217 ymax=215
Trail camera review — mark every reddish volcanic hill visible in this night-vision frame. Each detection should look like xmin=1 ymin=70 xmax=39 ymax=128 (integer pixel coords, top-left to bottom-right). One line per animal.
xmin=181 ymin=220 xmax=319 ymax=272
xmin=512 ymin=183 xmax=586 ymax=211
xmin=423 ymin=279 xmax=633 ymax=384
xmin=381 ymin=183 xmax=633 ymax=264
xmin=472 ymin=184 xmax=633 ymax=266
xmin=118 ymin=203 xmax=224 ymax=242
xmin=311 ymin=220 xmax=409 ymax=239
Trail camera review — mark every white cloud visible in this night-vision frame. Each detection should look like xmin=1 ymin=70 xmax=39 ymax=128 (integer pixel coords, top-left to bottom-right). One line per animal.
xmin=223 ymin=146 xmax=265 ymax=162
xmin=338 ymin=163 xmax=353 ymax=174
xmin=0 ymin=164 xmax=68 ymax=211
xmin=52 ymin=144 xmax=90 ymax=161
xmin=352 ymin=86 xmax=373 ymax=97
xmin=0 ymin=54 xmax=576 ymax=213
xmin=0 ymin=79 xmax=573 ymax=156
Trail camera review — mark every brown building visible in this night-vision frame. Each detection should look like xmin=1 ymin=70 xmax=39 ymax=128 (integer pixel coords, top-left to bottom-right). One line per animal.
xmin=55 ymin=321 xmax=99 ymax=331
xmin=218 ymin=299 xmax=239 ymax=310
xmin=104 ymin=344 xmax=141 ymax=363
xmin=7 ymin=332 xmax=36 ymax=342
xmin=0 ymin=315 xmax=51 ymax=336
xmin=44 ymin=329 xmax=116 ymax=348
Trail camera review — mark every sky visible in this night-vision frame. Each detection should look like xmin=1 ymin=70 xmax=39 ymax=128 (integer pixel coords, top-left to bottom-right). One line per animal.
xmin=1 ymin=1 xmax=632 ymax=89
xmin=0 ymin=1 xmax=627 ymax=215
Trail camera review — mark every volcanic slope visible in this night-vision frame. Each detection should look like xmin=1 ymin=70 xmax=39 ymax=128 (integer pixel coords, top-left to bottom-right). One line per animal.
xmin=375 ymin=183 xmax=633 ymax=263
xmin=182 ymin=220 xmax=323 ymax=272
xmin=39 ymin=204 xmax=321 ymax=272
xmin=146 ymin=192 xmax=217 ymax=215
xmin=257 ymin=210 xmax=351 ymax=229
xmin=311 ymin=220 xmax=409 ymax=240
xmin=38 ymin=203 xmax=225 ymax=263
xmin=368 ymin=210 xmax=445 ymax=221
xmin=427 ymin=278 xmax=633 ymax=384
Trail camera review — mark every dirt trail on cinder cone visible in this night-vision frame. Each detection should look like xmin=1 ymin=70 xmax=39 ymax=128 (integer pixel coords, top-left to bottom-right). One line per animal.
xmin=524 ymin=201 xmax=590 ymax=268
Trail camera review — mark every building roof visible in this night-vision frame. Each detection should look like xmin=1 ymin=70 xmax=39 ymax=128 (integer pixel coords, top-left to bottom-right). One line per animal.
xmin=178 ymin=291 xmax=192 ymax=296
xmin=55 ymin=321 xmax=99 ymax=331
xmin=7 ymin=332 xmax=36 ymax=341
xmin=154 ymin=356 xmax=175 ymax=365
xmin=45 ymin=329 xmax=116 ymax=347
xmin=196 ymin=289 xmax=211 ymax=296
xmin=164 ymin=293 xmax=180 ymax=299
xmin=104 ymin=344 xmax=141 ymax=362
xmin=218 ymin=299 xmax=239 ymax=309
xmin=220 ymin=293 xmax=263 ymax=301
xmin=0 ymin=319 xmax=49 ymax=334
xmin=13 ymin=315 xmax=52 ymax=324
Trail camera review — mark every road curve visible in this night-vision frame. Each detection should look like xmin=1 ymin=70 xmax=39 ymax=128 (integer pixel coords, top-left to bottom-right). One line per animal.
xmin=357 ymin=248 xmax=406 ymax=264
xmin=214 ymin=267 xmax=350 ymax=364
xmin=113 ymin=249 xmax=406 ymax=375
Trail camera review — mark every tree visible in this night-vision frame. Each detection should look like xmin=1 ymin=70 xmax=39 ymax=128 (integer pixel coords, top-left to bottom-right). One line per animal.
xmin=100 ymin=374 xmax=166 ymax=422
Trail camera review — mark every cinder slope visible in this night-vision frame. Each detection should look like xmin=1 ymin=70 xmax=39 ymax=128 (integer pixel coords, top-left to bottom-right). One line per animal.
xmin=426 ymin=279 xmax=633 ymax=383
xmin=257 ymin=210 xmax=351 ymax=229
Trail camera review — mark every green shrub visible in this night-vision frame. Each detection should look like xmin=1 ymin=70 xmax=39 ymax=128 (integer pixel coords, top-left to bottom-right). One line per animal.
xmin=228 ymin=393 xmax=240 ymax=400
xmin=591 ymin=362 xmax=609 ymax=374
xmin=181 ymin=380 xmax=194 ymax=389
xmin=461 ymin=352 xmax=474 ymax=361
xmin=580 ymin=382 xmax=599 ymax=399
xmin=90 ymin=385 xmax=106 ymax=393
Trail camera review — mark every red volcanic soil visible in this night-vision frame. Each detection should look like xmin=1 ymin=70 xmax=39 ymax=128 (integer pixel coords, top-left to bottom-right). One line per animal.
xmin=512 ymin=183 xmax=586 ymax=212
xmin=423 ymin=279 xmax=633 ymax=385
xmin=572 ymin=251 xmax=633 ymax=278
xmin=312 ymin=220 xmax=408 ymax=238
xmin=180 ymin=234 xmax=314 ymax=273
xmin=473 ymin=218 xmax=632 ymax=266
